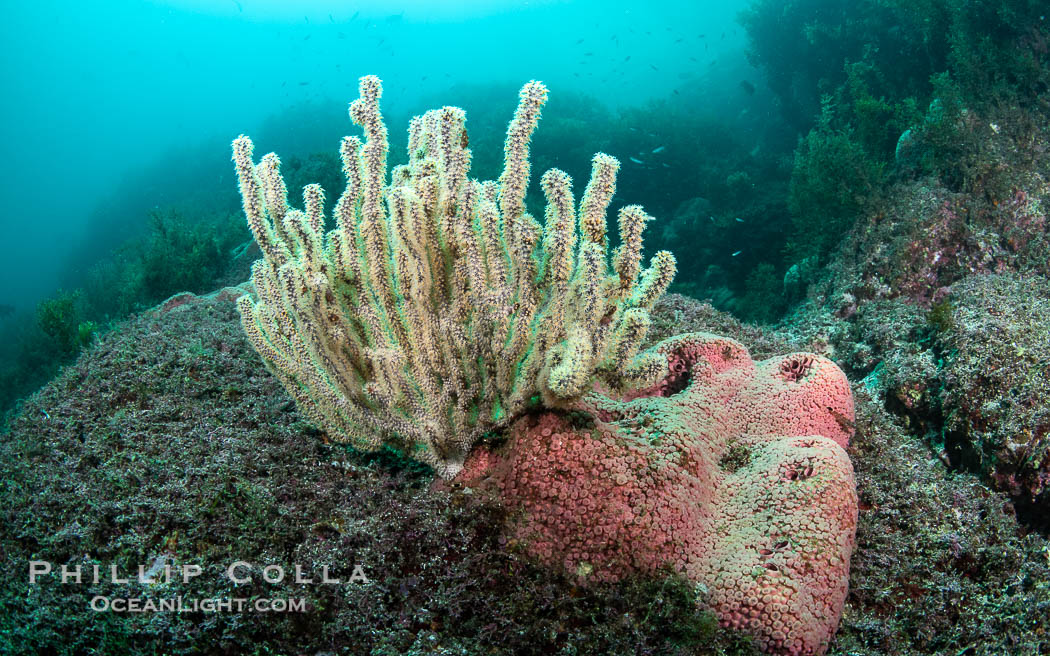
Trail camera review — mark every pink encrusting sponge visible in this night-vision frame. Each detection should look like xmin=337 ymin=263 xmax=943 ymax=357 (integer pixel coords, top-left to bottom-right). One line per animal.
xmin=451 ymin=332 xmax=858 ymax=655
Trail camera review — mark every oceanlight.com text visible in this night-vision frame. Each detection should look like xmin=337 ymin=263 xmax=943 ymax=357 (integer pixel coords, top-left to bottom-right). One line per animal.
xmin=89 ymin=596 xmax=308 ymax=613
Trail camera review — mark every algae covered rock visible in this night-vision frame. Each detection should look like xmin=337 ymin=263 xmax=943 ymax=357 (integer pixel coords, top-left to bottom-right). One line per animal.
xmin=0 ymin=291 xmax=761 ymax=656
xmin=938 ymin=273 xmax=1050 ymax=518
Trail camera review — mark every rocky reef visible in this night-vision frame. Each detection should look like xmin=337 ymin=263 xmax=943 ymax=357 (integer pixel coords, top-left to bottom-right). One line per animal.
xmin=2 ymin=290 xmax=1047 ymax=654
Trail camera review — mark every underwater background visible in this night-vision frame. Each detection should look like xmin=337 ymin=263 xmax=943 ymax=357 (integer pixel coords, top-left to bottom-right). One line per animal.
xmin=2 ymin=0 xmax=1050 ymax=654
xmin=0 ymin=0 xmax=763 ymax=410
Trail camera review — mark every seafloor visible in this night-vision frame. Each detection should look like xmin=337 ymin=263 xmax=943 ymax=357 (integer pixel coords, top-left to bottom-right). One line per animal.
xmin=1 ymin=284 xmax=1047 ymax=655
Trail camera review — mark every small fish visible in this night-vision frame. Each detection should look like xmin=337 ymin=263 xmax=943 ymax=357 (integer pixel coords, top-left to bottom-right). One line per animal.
xmin=673 ymin=89 xmax=680 ymax=95
xmin=338 ymin=32 xmax=345 ymax=39
xmin=303 ymin=35 xmax=311 ymax=41
xmin=709 ymin=216 xmax=715 ymax=223
xmin=650 ymin=64 xmax=658 ymax=71
xmin=584 ymin=52 xmax=594 ymax=56
xmin=624 ymin=55 xmax=631 ymax=62
xmin=731 ymin=250 xmax=742 ymax=256
xmin=299 ymin=81 xmax=310 ymax=86
xmin=735 ymin=218 xmax=744 ymax=223
xmin=629 ymin=127 xmax=636 ymax=131
xmin=739 ymin=80 xmax=755 ymax=95
xmin=662 ymin=163 xmax=670 ymax=168
xmin=232 ymin=0 xmax=242 ymax=11
xmin=351 ymin=10 xmax=359 ymax=20
xmin=329 ymin=13 xmax=334 ymax=22
xmin=629 ymin=157 xmax=645 ymax=165
xmin=651 ymin=146 xmax=665 ymax=154
xmin=576 ymin=38 xmax=584 ymax=44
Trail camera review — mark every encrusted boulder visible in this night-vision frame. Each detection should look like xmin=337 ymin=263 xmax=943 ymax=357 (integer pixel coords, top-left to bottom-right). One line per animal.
xmin=938 ymin=273 xmax=1050 ymax=517
xmin=451 ymin=333 xmax=858 ymax=655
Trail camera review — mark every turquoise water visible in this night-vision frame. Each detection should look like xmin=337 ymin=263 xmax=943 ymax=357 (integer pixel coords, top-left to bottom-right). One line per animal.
xmin=0 ymin=0 xmax=755 ymax=307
